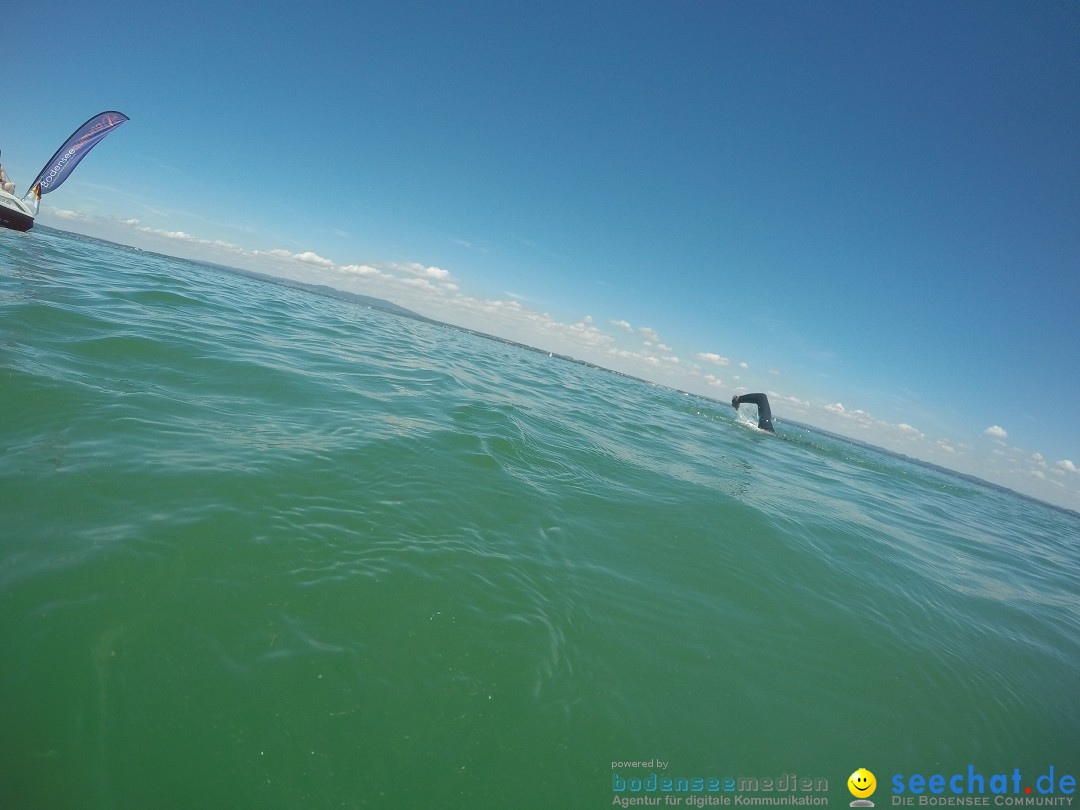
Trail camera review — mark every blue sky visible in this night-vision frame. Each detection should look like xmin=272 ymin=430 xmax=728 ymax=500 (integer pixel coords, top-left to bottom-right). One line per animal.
xmin=4 ymin=1 xmax=1079 ymax=510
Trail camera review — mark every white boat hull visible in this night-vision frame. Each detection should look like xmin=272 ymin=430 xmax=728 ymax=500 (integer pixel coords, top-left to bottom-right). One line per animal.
xmin=0 ymin=190 xmax=35 ymax=231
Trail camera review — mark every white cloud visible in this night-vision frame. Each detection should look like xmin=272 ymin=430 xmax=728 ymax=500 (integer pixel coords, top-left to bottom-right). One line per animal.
xmin=1056 ymin=459 xmax=1078 ymax=474
xmin=250 ymin=248 xmax=333 ymax=267
xmin=984 ymin=425 xmax=1008 ymax=440
xmin=390 ymin=262 xmax=455 ymax=282
xmin=821 ymin=402 xmax=874 ymax=430
xmin=610 ymin=319 xmax=632 ymax=331
xmin=739 ymin=362 xmax=749 ymax=369
xmin=140 ymin=226 xmax=196 ymax=241
xmin=896 ymin=422 xmax=924 ymax=439
xmin=567 ymin=317 xmax=614 ymax=348
xmin=452 ymin=237 xmax=488 ymax=253
xmin=340 ymin=264 xmax=380 ymax=277
xmin=113 ymin=219 xmax=246 ymax=253
xmin=774 ymin=393 xmax=808 ymax=408
xmin=49 ymin=208 xmax=88 ymax=220
xmin=294 ymin=251 xmax=335 ymax=267
xmin=638 ymin=326 xmax=660 ymax=342
xmin=697 ymin=352 xmax=730 ymax=366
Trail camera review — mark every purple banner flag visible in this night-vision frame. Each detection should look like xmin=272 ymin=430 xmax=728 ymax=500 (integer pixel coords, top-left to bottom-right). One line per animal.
xmin=30 ymin=111 xmax=129 ymax=196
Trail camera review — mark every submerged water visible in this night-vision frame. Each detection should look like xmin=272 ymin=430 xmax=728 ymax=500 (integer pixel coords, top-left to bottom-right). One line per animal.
xmin=2 ymin=228 xmax=1077 ymax=809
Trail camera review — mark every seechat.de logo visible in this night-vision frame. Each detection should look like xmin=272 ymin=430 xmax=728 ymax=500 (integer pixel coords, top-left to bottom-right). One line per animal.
xmin=890 ymin=766 xmax=1076 ymax=806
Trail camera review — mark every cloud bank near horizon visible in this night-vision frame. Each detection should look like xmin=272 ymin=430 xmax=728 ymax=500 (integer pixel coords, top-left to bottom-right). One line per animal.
xmin=37 ymin=208 xmax=1080 ymax=511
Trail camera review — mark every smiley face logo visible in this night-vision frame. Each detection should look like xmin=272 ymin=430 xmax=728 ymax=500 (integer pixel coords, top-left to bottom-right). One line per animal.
xmin=848 ymin=768 xmax=877 ymax=799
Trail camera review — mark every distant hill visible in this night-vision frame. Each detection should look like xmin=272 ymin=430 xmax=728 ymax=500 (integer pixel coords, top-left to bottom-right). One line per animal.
xmin=194 ymin=254 xmax=659 ymax=385
xmin=35 ymin=225 xmax=425 ymax=322
xmin=197 ymin=262 xmax=429 ymax=321
xmin=36 ymin=226 xmax=425 ymax=322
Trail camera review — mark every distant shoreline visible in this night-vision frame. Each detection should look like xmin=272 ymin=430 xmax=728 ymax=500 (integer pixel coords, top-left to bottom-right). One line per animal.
xmin=28 ymin=224 xmax=1080 ymax=521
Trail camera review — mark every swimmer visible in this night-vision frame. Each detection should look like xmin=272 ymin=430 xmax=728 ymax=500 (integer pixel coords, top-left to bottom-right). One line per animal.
xmin=731 ymin=393 xmax=775 ymax=433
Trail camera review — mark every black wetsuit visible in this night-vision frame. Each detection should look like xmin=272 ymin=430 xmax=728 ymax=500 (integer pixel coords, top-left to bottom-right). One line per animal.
xmin=732 ymin=393 xmax=775 ymax=433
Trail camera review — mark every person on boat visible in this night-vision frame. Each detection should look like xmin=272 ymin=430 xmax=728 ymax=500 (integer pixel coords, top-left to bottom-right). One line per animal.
xmin=731 ymin=392 xmax=775 ymax=433
xmin=0 ymin=157 xmax=14 ymax=195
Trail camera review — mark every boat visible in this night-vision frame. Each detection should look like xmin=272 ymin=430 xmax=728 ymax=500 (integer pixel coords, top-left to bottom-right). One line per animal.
xmin=0 ymin=189 xmax=35 ymax=231
xmin=0 ymin=111 xmax=128 ymax=232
